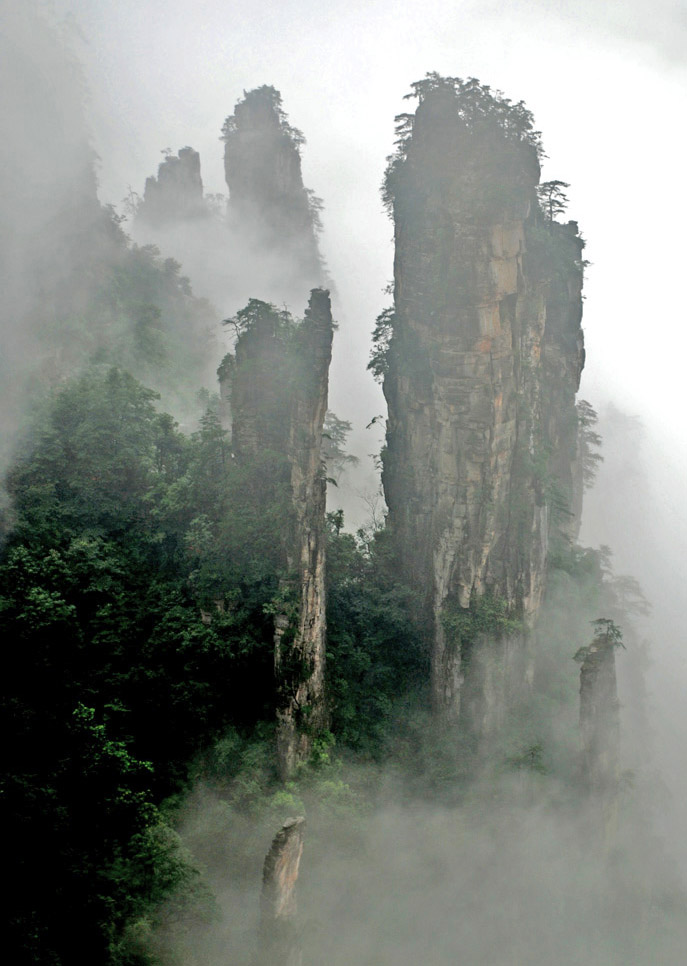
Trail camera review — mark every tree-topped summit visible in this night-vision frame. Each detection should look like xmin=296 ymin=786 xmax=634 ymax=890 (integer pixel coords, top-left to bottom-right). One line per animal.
xmin=380 ymin=71 xmax=586 ymax=723
xmin=383 ymin=73 xmax=542 ymax=218
xmin=221 ymin=85 xmax=305 ymax=149
xmin=396 ymin=72 xmax=542 ymax=151
xmin=222 ymin=85 xmax=325 ymax=293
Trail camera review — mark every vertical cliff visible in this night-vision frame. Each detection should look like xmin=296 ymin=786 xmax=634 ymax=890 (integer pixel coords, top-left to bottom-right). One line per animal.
xmin=380 ymin=75 xmax=585 ymax=727
xmin=136 ymin=146 xmax=208 ymax=226
xmin=222 ymin=86 xmax=325 ymax=294
xmin=219 ymin=291 xmax=334 ymax=777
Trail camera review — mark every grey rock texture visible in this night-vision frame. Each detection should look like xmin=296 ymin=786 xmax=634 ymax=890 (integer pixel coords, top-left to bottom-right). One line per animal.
xmin=219 ymin=290 xmax=333 ymax=778
xmin=579 ymin=629 xmax=620 ymax=800
xmin=257 ymin=817 xmax=306 ymax=966
xmin=222 ymin=86 xmax=324 ymax=292
xmin=382 ymin=79 xmax=585 ymax=725
xmin=137 ymin=147 xmax=207 ymax=226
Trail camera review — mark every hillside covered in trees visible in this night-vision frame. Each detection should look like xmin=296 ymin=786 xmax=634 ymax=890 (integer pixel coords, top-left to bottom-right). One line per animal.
xmin=2 ymin=6 xmax=683 ymax=966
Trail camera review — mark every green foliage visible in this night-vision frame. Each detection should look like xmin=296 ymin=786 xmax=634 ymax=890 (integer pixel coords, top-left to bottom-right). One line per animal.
xmin=32 ymin=210 xmax=216 ymax=421
xmin=404 ymin=74 xmax=541 ymax=147
xmin=442 ymin=592 xmax=522 ymax=663
xmin=222 ymin=297 xmax=294 ymax=341
xmin=537 ymin=180 xmax=570 ymax=224
xmin=577 ymin=399 xmax=604 ymax=489
xmin=383 ymin=73 xmax=542 ymax=216
xmin=592 ymin=616 xmax=624 ymax=644
xmin=574 ymin=618 xmax=625 ymax=663
xmin=322 ymin=410 xmax=359 ymax=482
xmin=1 ymin=699 xmax=193 ymax=966
xmin=525 ymin=221 xmax=581 ymax=286
xmin=325 ymin=515 xmax=427 ymax=753
xmin=506 ymin=742 xmax=548 ymax=775
xmin=221 ymin=85 xmax=306 ymax=150
xmin=6 ymin=367 xmax=171 ymax=537
xmin=0 ymin=365 xmax=289 ymax=963
xmin=368 ymin=306 xmax=395 ymax=383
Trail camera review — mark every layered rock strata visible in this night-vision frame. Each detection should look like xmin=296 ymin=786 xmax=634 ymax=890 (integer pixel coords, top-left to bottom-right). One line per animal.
xmin=381 ymin=77 xmax=585 ymax=725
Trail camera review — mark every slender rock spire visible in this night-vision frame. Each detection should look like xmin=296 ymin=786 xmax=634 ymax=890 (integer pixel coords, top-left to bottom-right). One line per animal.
xmin=257 ymin=817 xmax=306 ymax=966
xmin=380 ymin=75 xmax=585 ymax=729
xmin=219 ymin=290 xmax=334 ymax=779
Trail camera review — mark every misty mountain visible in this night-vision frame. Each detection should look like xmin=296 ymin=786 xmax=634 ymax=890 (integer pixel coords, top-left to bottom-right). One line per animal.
xmin=2 ymin=4 xmax=685 ymax=966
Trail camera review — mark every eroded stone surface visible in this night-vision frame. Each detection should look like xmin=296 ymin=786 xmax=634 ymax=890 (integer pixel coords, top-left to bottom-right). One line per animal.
xmin=258 ymin=817 xmax=306 ymax=966
xmin=223 ymin=86 xmax=323 ymax=291
xmin=220 ymin=291 xmax=333 ymax=778
xmin=382 ymin=85 xmax=585 ymax=725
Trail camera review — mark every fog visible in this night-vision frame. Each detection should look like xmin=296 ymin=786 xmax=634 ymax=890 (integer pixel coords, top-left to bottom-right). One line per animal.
xmin=4 ymin=0 xmax=687 ymax=962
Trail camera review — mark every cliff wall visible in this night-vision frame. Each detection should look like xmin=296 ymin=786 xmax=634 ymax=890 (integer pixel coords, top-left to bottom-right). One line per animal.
xmin=381 ymin=77 xmax=585 ymax=726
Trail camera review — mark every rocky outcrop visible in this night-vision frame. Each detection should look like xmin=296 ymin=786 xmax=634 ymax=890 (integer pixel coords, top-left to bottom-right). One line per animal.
xmin=137 ymin=147 xmax=207 ymax=226
xmin=274 ymin=290 xmax=333 ymax=777
xmin=222 ymin=86 xmax=324 ymax=292
xmin=577 ymin=622 xmax=620 ymax=840
xmin=257 ymin=817 xmax=306 ymax=966
xmin=380 ymin=76 xmax=585 ymax=725
xmin=219 ymin=290 xmax=334 ymax=778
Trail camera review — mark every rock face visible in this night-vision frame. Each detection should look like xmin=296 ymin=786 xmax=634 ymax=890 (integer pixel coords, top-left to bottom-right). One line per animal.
xmin=137 ymin=147 xmax=207 ymax=226
xmin=380 ymin=76 xmax=585 ymax=726
xmin=222 ymin=86 xmax=324 ymax=292
xmin=257 ymin=817 xmax=306 ymax=966
xmin=219 ymin=291 xmax=334 ymax=778
xmin=578 ymin=625 xmax=620 ymax=837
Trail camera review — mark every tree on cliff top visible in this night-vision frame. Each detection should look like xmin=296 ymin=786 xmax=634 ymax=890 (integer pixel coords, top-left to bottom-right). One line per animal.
xmin=405 ymin=73 xmax=541 ymax=146
xmin=221 ymin=85 xmax=305 ymax=150
xmin=383 ymin=73 xmax=543 ymax=215
xmin=537 ymin=180 xmax=570 ymax=224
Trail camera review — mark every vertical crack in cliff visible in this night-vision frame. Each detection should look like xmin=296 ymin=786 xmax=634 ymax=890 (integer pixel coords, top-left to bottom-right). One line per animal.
xmin=380 ymin=75 xmax=585 ymax=731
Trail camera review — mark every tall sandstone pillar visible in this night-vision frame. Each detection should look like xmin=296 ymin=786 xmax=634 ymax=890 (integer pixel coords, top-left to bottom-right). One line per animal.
xmin=381 ymin=77 xmax=585 ymax=726
xmin=222 ymin=85 xmax=325 ymax=297
xmin=220 ymin=291 xmax=334 ymax=778
xmin=275 ymin=290 xmax=333 ymax=778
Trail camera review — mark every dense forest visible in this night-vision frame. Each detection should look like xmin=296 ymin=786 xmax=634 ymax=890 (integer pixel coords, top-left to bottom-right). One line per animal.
xmin=2 ymin=6 xmax=684 ymax=965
